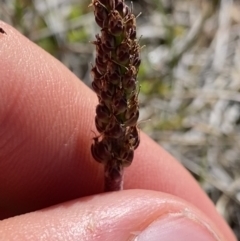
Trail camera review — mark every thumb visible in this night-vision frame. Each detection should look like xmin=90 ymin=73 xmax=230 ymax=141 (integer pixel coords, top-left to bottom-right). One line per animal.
xmin=0 ymin=190 xmax=228 ymax=241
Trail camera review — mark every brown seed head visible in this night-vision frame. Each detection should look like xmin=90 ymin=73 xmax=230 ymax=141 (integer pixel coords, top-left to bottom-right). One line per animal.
xmin=90 ymin=0 xmax=141 ymax=191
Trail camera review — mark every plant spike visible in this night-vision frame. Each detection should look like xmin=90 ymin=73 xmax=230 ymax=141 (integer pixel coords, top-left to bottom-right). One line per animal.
xmin=90 ymin=0 xmax=141 ymax=192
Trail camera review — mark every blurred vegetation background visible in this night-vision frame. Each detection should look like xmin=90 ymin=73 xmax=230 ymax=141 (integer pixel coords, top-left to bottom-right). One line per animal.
xmin=1 ymin=0 xmax=240 ymax=238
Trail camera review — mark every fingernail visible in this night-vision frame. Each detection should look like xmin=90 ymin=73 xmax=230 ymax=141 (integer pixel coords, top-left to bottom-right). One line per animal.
xmin=135 ymin=213 xmax=220 ymax=241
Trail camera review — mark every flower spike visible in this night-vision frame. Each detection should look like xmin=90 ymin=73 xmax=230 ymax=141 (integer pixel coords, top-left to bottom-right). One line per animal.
xmin=90 ymin=0 xmax=141 ymax=191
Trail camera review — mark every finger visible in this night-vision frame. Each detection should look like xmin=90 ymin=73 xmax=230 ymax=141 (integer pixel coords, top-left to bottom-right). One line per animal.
xmin=0 ymin=190 xmax=232 ymax=241
xmin=0 ymin=21 xmax=101 ymax=217
xmin=0 ymin=21 xmax=235 ymax=240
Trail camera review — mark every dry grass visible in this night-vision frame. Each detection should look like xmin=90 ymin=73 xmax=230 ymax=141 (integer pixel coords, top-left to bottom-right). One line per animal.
xmin=1 ymin=0 xmax=240 ymax=238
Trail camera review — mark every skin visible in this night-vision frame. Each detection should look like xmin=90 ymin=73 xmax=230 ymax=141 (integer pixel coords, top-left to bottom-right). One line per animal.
xmin=0 ymin=21 xmax=237 ymax=241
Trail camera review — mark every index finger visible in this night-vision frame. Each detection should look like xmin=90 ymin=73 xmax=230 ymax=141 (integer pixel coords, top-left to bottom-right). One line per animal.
xmin=0 ymin=21 xmax=235 ymax=240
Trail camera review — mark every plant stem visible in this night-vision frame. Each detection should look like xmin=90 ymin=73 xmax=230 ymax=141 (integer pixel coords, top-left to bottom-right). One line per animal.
xmin=104 ymin=163 xmax=124 ymax=191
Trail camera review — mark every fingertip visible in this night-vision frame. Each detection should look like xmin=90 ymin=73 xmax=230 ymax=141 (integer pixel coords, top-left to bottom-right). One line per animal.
xmin=0 ymin=190 xmax=233 ymax=241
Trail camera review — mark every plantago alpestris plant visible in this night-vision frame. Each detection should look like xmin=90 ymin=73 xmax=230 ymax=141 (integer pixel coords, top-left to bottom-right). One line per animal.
xmin=90 ymin=0 xmax=141 ymax=191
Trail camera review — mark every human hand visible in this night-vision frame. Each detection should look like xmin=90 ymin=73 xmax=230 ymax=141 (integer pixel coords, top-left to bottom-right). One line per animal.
xmin=0 ymin=21 xmax=236 ymax=241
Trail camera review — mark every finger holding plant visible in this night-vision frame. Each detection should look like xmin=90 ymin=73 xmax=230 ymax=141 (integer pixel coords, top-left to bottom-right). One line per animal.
xmin=89 ymin=0 xmax=141 ymax=192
